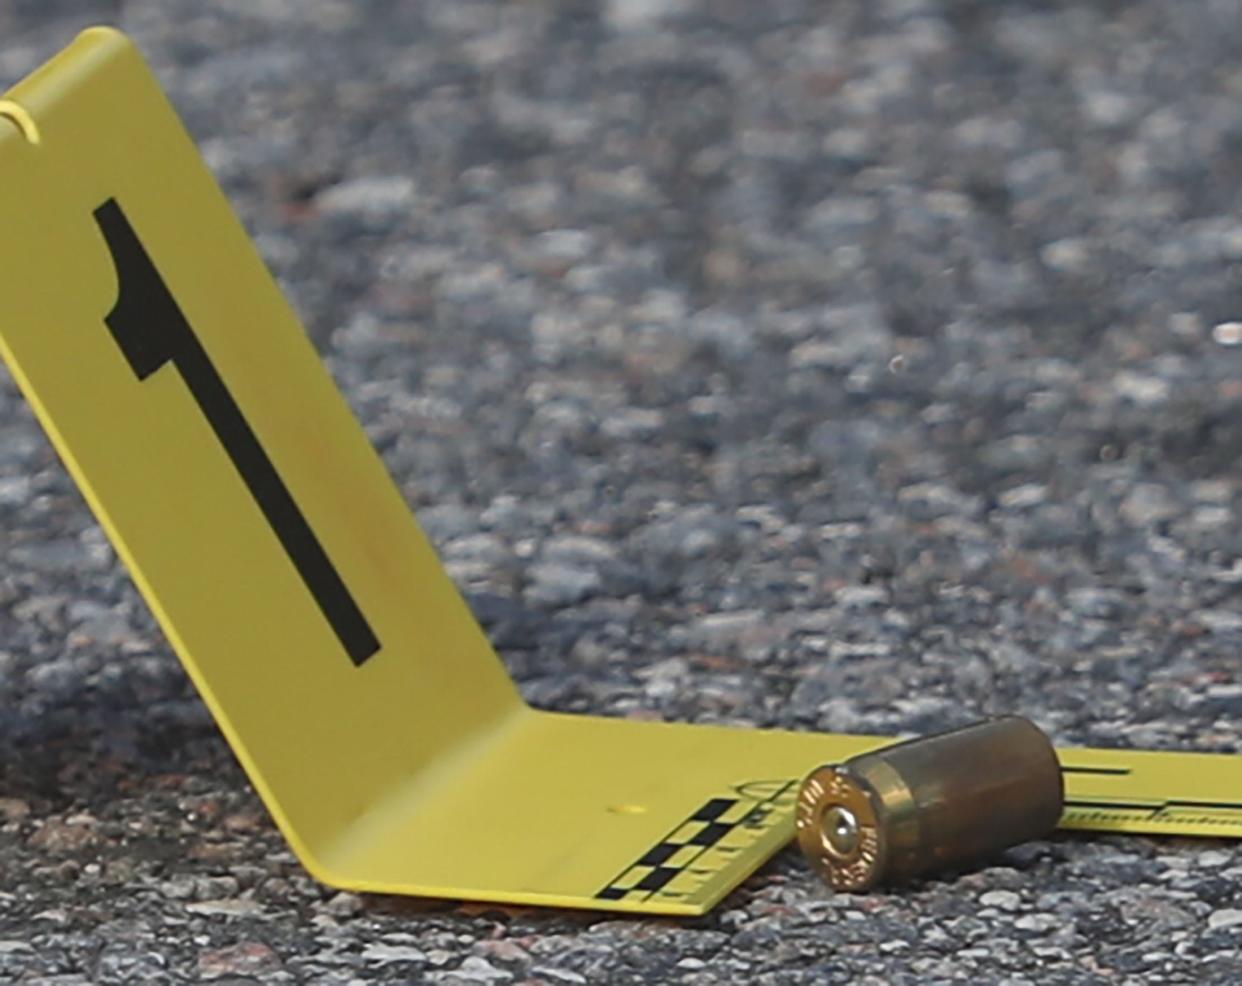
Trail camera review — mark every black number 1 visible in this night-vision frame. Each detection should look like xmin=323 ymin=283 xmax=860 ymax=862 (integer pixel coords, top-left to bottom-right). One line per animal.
xmin=93 ymin=198 xmax=380 ymax=667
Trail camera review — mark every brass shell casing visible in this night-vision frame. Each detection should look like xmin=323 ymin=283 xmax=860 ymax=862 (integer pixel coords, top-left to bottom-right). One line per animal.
xmin=796 ymin=716 xmax=1063 ymax=891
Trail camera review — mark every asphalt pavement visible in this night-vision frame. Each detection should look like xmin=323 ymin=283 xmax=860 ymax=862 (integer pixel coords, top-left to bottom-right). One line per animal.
xmin=2 ymin=1 xmax=1242 ymax=982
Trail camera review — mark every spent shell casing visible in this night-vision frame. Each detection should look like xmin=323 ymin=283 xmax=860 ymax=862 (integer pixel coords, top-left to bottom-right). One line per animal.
xmin=796 ymin=716 xmax=1063 ymax=891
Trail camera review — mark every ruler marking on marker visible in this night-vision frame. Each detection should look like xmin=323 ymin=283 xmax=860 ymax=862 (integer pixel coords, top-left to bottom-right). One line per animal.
xmin=691 ymin=798 xmax=737 ymax=822
xmin=595 ymin=780 xmax=798 ymax=903
xmin=640 ymin=781 xmax=793 ymax=902
xmin=593 ymin=798 xmax=738 ymax=902
xmin=688 ymin=822 xmax=732 ymax=848
xmin=1159 ymin=799 xmax=1242 ymax=812
xmin=1066 ymin=798 xmax=1242 ymax=812
xmin=1061 ymin=794 xmax=1242 ymax=835
xmin=637 ymin=843 xmax=680 ymax=867
xmin=1062 ymin=808 xmax=1242 ymax=829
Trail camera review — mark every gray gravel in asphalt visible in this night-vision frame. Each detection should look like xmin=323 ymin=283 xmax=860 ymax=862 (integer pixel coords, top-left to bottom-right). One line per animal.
xmin=2 ymin=0 xmax=1242 ymax=982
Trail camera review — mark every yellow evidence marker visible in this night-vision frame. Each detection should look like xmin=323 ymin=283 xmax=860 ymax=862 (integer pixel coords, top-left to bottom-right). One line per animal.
xmin=0 ymin=28 xmax=1238 ymax=916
